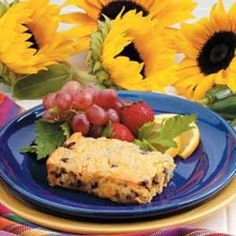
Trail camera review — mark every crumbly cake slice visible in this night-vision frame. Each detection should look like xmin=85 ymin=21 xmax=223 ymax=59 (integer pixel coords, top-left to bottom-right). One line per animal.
xmin=47 ymin=133 xmax=176 ymax=204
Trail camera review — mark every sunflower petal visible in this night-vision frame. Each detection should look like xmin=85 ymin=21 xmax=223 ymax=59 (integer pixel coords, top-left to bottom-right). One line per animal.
xmin=0 ymin=0 xmax=76 ymax=74
xmin=174 ymin=0 xmax=236 ymax=100
xmin=193 ymin=75 xmax=215 ymax=100
xmin=96 ymin=11 xmax=176 ymax=91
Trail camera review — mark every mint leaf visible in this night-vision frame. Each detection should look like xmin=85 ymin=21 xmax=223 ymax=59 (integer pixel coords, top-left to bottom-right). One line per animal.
xmin=60 ymin=122 xmax=71 ymax=139
xmin=21 ymin=145 xmax=37 ymax=154
xmin=155 ymin=115 xmax=196 ymax=149
xmin=35 ymin=120 xmax=67 ymax=160
xmin=138 ymin=122 xmax=160 ymax=140
xmin=136 ymin=114 xmax=197 ymax=152
xmin=134 ymin=139 xmax=157 ymax=151
xmin=22 ymin=120 xmax=71 ymax=160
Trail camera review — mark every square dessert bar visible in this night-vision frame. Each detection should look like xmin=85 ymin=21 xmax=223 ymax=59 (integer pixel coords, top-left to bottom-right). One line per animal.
xmin=47 ymin=133 xmax=176 ymax=204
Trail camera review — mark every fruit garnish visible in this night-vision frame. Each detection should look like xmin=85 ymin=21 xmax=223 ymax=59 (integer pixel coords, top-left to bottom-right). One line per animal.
xmin=24 ymin=82 xmax=200 ymax=160
xmin=55 ymin=91 xmax=72 ymax=111
xmin=86 ymin=104 xmax=108 ymax=126
xmin=107 ymin=109 xmax=120 ymax=123
xmin=134 ymin=114 xmax=197 ymax=155
xmin=121 ymin=102 xmax=154 ymax=135
xmin=104 ymin=123 xmax=134 ymax=142
xmin=95 ymin=89 xmax=118 ymax=110
xmin=154 ymin=114 xmax=200 ymax=159
xmin=71 ymin=114 xmax=90 ymax=135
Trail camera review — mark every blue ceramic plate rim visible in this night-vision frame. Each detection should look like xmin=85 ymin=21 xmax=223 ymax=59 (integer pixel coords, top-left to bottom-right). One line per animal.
xmin=0 ymin=91 xmax=236 ymax=219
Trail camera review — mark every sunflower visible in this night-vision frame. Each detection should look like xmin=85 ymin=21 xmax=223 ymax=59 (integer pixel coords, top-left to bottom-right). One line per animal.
xmin=0 ymin=0 xmax=75 ymax=75
xmin=88 ymin=11 xmax=177 ymax=91
xmin=174 ymin=0 xmax=236 ymax=100
xmin=62 ymin=0 xmax=196 ymax=52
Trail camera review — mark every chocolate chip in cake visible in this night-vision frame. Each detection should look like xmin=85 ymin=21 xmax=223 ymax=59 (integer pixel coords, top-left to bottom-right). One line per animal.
xmin=61 ymin=167 xmax=67 ymax=174
xmin=63 ymin=142 xmax=76 ymax=149
xmin=131 ymin=190 xmax=139 ymax=197
xmin=111 ymin=164 xmax=118 ymax=168
xmin=77 ymin=180 xmax=83 ymax=188
xmin=61 ymin=157 xmax=69 ymax=163
xmin=152 ymin=175 xmax=160 ymax=185
xmin=140 ymin=150 xmax=148 ymax=155
xmin=91 ymin=182 xmax=98 ymax=189
xmin=139 ymin=179 xmax=149 ymax=187
xmin=55 ymin=172 xmax=62 ymax=178
xmin=126 ymin=195 xmax=132 ymax=202
xmin=114 ymin=192 xmax=120 ymax=199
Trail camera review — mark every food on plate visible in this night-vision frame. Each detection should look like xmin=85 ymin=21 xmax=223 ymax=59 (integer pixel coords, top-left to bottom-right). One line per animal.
xmin=105 ymin=123 xmax=135 ymax=142
xmin=47 ymin=133 xmax=176 ymax=204
xmin=120 ymin=101 xmax=154 ymax=135
xmin=22 ymin=81 xmax=201 ymax=204
xmin=154 ymin=114 xmax=200 ymax=159
xmin=23 ymin=81 xmax=200 ymax=160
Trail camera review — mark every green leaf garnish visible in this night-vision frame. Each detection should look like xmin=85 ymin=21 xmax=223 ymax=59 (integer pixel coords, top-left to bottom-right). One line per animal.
xmin=60 ymin=122 xmax=71 ymax=139
xmin=135 ymin=114 xmax=197 ymax=152
xmin=22 ymin=120 xmax=71 ymax=160
xmin=21 ymin=145 xmax=37 ymax=154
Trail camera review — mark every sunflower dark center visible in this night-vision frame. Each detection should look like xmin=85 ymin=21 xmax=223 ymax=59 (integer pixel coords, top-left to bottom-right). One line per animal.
xmin=99 ymin=0 xmax=149 ymax=21
xmin=115 ymin=42 xmax=145 ymax=77
xmin=197 ymin=31 xmax=236 ymax=75
xmin=24 ymin=25 xmax=40 ymax=51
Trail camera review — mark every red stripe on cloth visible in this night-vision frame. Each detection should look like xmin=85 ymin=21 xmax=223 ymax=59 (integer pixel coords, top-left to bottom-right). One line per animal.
xmin=0 ymin=204 xmax=11 ymax=216
xmin=0 ymin=95 xmax=22 ymax=129
xmin=0 ymin=93 xmax=5 ymax=105
xmin=0 ymin=217 xmax=30 ymax=233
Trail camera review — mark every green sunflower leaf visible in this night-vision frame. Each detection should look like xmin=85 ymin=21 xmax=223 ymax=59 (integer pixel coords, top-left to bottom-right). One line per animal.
xmin=0 ymin=2 xmax=8 ymax=17
xmin=0 ymin=63 xmax=17 ymax=86
xmin=12 ymin=64 xmax=73 ymax=99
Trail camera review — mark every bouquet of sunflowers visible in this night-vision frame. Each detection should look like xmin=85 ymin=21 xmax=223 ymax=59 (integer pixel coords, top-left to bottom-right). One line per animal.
xmin=0 ymin=0 xmax=236 ymax=127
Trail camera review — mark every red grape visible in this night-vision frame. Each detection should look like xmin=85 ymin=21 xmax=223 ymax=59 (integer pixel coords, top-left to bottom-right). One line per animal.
xmin=71 ymin=114 xmax=90 ymax=135
xmin=107 ymin=109 xmax=120 ymax=123
xmin=72 ymin=91 xmax=93 ymax=110
xmin=111 ymin=100 xmax=123 ymax=114
xmin=62 ymin=81 xmax=81 ymax=95
xmin=95 ymin=89 xmax=118 ymax=110
xmin=86 ymin=105 xmax=108 ymax=126
xmin=55 ymin=91 xmax=72 ymax=110
xmin=42 ymin=92 xmax=57 ymax=110
xmin=82 ymin=86 xmax=99 ymax=101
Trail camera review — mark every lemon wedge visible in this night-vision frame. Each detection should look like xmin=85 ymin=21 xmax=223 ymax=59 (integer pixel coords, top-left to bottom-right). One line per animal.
xmin=154 ymin=113 xmax=200 ymax=159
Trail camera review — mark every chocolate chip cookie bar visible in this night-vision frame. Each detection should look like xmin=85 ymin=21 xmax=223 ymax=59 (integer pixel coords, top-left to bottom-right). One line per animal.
xmin=47 ymin=133 xmax=176 ymax=204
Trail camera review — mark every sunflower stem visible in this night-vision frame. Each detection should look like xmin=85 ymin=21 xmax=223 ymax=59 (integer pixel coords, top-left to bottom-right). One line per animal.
xmin=2 ymin=0 xmax=9 ymax=7
xmin=73 ymin=69 xmax=98 ymax=85
xmin=198 ymin=98 xmax=209 ymax=106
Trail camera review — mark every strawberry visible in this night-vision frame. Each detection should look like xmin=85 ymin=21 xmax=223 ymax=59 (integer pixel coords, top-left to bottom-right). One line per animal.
xmin=104 ymin=123 xmax=134 ymax=142
xmin=121 ymin=102 xmax=154 ymax=135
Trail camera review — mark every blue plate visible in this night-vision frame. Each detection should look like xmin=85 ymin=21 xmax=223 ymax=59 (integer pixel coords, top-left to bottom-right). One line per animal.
xmin=0 ymin=91 xmax=236 ymax=220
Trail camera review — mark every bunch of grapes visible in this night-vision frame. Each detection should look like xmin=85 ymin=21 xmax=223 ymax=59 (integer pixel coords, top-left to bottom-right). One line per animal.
xmin=42 ymin=81 xmax=123 ymax=136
